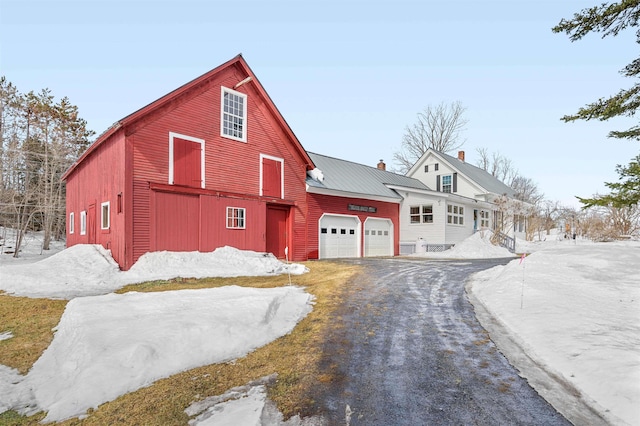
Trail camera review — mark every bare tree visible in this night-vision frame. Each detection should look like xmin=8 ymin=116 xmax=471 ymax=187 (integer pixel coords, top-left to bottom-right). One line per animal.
xmin=475 ymin=148 xmax=517 ymax=184
xmin=475 ymin=148 xmax=543 ymax=205
xmin=580 ymin=205 xmax=639 ymax=241
xmin=0 ymin=78 xmax=93 ymax=257
xmin=511 ymin=175 xmax=544 ymax=205
xmin=393 ymin=101 xmax=468 ymax=174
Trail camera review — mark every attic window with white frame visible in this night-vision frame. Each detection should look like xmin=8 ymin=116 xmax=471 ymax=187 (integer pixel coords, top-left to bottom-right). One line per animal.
xmin=221 ymin=87 xmax=247 ymax=142
xmin=69 ymin=212 xmax=75 ymax=234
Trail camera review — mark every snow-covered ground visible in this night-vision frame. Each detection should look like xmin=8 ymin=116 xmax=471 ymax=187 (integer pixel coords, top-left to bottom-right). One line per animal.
xmin=1 ymin=230 xmax=639 ymax=425
xmin=410 ymin=230 xmax=516 ymax=259
xmin=468 ymin=237 xmax=640 ymax=426
xmin=0 ymin=234 xmax=312 ymax=424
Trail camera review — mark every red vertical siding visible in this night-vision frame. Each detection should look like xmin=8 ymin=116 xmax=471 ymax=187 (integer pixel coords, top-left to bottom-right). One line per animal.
xmin=200 ymin=195 xmax=266 ymax=252
xmin=154 ymin=192 xmax=199 ymax=251
xmin=306 ymin=193 xmax=400 ymax=259
xmin=65 ymin=129 xmax=127 ymax=266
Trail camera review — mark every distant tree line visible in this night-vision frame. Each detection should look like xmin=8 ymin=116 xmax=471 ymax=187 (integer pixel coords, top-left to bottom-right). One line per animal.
xmin=0 ymin=77 xmax=94 ymax=257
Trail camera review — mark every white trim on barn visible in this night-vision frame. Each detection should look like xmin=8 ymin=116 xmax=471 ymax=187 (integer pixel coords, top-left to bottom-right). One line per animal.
xmin=259 ymin=153 xmax=285 ymax=198
xmin=168 ymin=132 xmax=205 ymax=188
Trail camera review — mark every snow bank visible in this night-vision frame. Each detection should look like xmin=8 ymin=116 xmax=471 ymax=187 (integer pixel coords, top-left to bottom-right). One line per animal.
xmin=468 ymin=241 xmax=640 ymax=426
xmin=410 ymin=231 xmax=516 ymax=259
xmin=7 ymin=285 xmax=313 ymax=422
xmin=0 ymin=244 xmax=122 ymax=299
xmin=126 ymin=246 xmax=308 ymax=282
xmin=0 ymin=245 xmax=308 ymax=299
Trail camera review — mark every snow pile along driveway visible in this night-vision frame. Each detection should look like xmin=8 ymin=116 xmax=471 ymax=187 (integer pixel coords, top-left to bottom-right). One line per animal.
xmin=468 ymin=241 xmax=640 ymax=426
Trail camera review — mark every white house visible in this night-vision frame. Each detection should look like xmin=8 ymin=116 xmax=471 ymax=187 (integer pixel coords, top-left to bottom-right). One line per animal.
xmin=397 ymin=149 xmax=527 ymax=253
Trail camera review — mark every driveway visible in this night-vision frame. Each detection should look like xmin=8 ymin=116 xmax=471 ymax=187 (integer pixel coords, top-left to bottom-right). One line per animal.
xmin=310 ymin=257 xmax=571 ymax=425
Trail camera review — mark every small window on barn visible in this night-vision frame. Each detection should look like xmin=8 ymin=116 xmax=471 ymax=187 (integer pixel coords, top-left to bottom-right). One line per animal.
xmin=69 ymin=212 xmax=75 ymax=234
xmin=221 ymin=87 xmax=247 ymax=142
xmin=80 ymin=211 xmax=87 ymax=235
xmin=350 ymin=229 xmax=355 ymax=235
xmin=101 ymin=202 xmax=110 ymax=230
xmin=321 ymin=228 xmax=327 ymax=234
xmin=226 ymin=207 xmax=245 ymax=229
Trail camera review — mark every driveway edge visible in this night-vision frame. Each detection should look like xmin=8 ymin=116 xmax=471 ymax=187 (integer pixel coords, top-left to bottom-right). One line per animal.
xmin=464 ymin=278 xmax=611 ymax=426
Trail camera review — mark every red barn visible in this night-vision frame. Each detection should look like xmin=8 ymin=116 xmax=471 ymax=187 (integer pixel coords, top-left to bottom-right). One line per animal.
xmin=62 ymin=55 xmax=314 ymax=270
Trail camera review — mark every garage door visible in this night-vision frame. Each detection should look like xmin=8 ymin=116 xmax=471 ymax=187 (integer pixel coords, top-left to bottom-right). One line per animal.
xmin=319 ymin=215 xmax=359 ymax=259
xmin=364 ymin=218 xmax=393 ymax=257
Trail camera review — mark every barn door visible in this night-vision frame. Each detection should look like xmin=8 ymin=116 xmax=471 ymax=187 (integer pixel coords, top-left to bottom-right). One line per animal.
xmin=261 ymin=156 xmax=283 ymax=198
xmin=88 ymin=203 xmax=96 ymax=244
xmin=266 ymin=205 xmax=288 ymax=259
xmin=154 ymin=192 xmax=200 ymax=251
xmin=173 ymin=137 xmax=202 ymax=187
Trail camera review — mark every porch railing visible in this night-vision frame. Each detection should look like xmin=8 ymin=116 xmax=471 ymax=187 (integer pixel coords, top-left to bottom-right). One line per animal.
xmin=495 ymin=231 xmax=516 ymax=253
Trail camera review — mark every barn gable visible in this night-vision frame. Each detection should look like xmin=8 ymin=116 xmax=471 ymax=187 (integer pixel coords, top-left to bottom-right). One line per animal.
xmin=63 ymin=55 xmax=314 ymax=270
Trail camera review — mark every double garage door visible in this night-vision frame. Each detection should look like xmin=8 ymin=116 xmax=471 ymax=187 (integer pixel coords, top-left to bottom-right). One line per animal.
xmin=319 ymin=215 xmax=392 ymax=259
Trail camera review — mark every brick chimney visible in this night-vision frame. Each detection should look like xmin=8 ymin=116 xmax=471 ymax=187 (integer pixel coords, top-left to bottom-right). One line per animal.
xmin=377 ymin=159 xmax=386 ymax=171
xmin=458 ymin=151 xmax=465 ymax=162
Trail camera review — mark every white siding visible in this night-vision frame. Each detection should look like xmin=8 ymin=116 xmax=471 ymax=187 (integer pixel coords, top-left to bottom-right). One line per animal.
xmin=399 ymin=192 xmax=447 ymax=244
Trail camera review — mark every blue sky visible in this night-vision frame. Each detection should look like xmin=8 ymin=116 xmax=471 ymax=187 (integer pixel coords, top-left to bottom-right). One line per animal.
xmin=1 ymin=0 xmax=638 ymax=207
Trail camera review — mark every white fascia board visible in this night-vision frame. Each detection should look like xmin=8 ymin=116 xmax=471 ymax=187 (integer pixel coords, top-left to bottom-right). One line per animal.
xmin=385 ymin=184 xmax=448 ymax=199
xmin=306 ymin=185 xmax=401 ymax=204
xmin=388 ymin=184 xmax=494 ymax=209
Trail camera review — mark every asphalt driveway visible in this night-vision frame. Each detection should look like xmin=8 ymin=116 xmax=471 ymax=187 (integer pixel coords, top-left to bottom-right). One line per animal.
xmin=310 ymin=257 xmax=571 ymax=426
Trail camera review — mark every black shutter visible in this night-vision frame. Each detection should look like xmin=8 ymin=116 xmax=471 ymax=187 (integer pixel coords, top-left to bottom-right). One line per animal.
xmin=453 ymin=173 xmax=458 ymax=193
xmin=436 ymin=175 xmax=441 ymax=192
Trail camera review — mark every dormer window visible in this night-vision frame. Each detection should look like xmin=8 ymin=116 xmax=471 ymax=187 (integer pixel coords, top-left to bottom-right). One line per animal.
xmin=221 ymin=87 xmax=247 ymax=142
xmin=442 ymin=175 xmax=452 ymax=193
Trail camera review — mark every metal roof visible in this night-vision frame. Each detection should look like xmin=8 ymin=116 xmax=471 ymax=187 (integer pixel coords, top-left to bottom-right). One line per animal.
xmin=437 ymin=151 xmax=517 ymax=198
xmin=306 ymin=152 xmax=428 ymax=199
